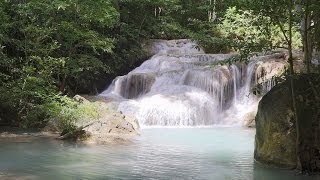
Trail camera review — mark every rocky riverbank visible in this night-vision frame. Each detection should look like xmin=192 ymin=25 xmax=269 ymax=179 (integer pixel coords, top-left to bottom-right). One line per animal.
xmin=0 ymin=95 xmax=140 ymax=145
xmin=45 ymin=95 xmax=140 ymax=144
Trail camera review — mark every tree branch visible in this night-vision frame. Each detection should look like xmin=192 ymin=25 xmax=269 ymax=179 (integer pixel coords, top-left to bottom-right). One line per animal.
xmin=57 ymin=121 xmax=100 ymax=140
xmin=275 ymin=17 xmax=290 ymax=44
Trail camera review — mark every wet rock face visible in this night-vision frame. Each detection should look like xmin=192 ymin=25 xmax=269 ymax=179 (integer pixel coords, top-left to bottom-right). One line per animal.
xmin=255 ymin=75 xmax=320 ymax=173
xmin=114 ymin=73 xmax=156 ymax=99
xmin=254 ymin=82 xmax=297 ymax=168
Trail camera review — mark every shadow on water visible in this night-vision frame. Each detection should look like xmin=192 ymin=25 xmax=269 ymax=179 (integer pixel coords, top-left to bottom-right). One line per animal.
xmin=253 ymin=162 xmax=320 ymax=180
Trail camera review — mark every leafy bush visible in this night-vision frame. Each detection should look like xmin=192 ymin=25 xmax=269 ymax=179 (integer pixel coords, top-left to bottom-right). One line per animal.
xmin=19 ymin=93 xmax=103 ymax=131
xmin=192 ymin=33 xmax=232 ymax=53
xmin=152 ymin=17 xmax=192 ymax=39
xmin=218 ymin=7 xmax=302 ymax=51
xmin=192 ymin=7 xmax=303 ymax=56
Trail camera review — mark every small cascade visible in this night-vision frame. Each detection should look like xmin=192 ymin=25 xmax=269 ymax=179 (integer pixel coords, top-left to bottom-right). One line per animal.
xmin=110 ymin=73 xmax=155 ymax=99
xmin=230 ymin=64 xmax=241 ymax=104
xmin=99 ymin=39 xmax=287 ymax=127
xmin=180 ymin=67 xmax=235 ymax=111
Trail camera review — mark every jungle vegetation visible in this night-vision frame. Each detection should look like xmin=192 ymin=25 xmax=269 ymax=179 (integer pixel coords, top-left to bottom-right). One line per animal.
xmin=0 ymin=0 xmax=319 ymax=132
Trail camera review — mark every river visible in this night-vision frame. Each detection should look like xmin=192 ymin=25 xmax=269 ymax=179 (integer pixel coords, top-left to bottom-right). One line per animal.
xmin=0 ymin=128 xmax=318 ymax=180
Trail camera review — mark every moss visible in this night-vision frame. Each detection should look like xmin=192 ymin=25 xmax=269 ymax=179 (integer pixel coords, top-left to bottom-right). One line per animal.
xmin=38 ymin=95 xmax=112 ymax=133
xmin=255 ymin=75 xmax=317 ymax=168
xmin=255 ymin=74 xmax=320 ymax=171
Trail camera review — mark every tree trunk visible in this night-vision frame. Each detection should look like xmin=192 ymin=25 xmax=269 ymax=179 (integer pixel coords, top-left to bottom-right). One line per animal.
xmin=311 ymin=3 xmax=320 ymax=66
xmin=316 ymin=13 xmax=320 ymax=53
xmin=59 ymin=74 xmax=66 ymax=93
xmin=303 ymin=1 xmax=312 ymax=73
xmin=208 ymin=0 xmax=216 ymax=22
xmin=288 ymin=0 xmax=301 ymax=170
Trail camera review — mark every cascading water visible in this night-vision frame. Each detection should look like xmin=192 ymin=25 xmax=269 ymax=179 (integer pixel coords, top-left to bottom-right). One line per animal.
xmin=100 ymin=39 xmax=287 ymax=127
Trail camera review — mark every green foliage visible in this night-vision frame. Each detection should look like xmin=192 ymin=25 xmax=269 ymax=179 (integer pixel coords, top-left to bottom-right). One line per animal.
xmin=0 ymin=0 xmax=121 ymax=128
xmin=0 ymin=0 xmax=315 ymax=129
xmin=247 ymin=0 xmax=303 ymax=48
xmin=41 ymin=96 xmax=102 ymax=132
xmin=1 ymin=0 xmax=119 ymax=93
xmin=23 ymin=95 xmax=78 ymax=129
xmin=218 ymin=7 xmax=302 ymax=52
xmin=152 ymin=16 xmax=191 ymax=39
xmin=193 ymin=33 xmax=232 ymax=53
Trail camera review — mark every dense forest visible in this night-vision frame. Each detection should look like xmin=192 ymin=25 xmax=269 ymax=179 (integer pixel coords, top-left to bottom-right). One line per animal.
xmin=0 ymin=0 xmax=319 ymax=130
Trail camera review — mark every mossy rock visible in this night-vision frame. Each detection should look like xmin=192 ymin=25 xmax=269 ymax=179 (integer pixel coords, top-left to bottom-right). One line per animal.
xmin=255 ymin=74 xmax=320 ymax=172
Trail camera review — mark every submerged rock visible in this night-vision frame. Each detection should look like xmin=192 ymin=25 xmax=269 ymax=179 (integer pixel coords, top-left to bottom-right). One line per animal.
xmin=255 ymin=74 xmax=320 ymax=173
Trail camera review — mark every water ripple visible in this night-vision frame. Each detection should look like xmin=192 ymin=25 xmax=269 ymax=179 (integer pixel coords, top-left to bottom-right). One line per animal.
xmin=0 ymin=128 xmax=318 ymax=180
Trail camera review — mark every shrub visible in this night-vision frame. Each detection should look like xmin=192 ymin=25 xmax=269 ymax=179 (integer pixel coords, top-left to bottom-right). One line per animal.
xmin=218 ymin=7 xmax=302 ymax=51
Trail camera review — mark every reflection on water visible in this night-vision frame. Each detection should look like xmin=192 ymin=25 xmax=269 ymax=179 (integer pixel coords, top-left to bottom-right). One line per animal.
xmin=0 ymin=128 xmax=319 ymax=180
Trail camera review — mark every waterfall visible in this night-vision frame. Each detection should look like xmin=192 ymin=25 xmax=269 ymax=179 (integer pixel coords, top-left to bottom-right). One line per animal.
xmin=99 ymin=39 xmax=287 ymax=127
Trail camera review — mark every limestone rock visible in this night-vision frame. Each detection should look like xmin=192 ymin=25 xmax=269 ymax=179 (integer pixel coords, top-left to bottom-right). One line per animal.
xmin=43 ymin=95 xmax=140 ymax=144
xmin=73 ymin=95 xmax=90 ymax=104
xmin=244 ymin=111 xmax=256 ymax=128
xmin=255 ymin=74 xmax=320 ymax=173
xmin=70 ymin=101 xmax=140 ymax=144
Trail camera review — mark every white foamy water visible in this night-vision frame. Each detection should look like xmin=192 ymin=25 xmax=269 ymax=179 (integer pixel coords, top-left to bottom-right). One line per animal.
xmin=100 ymin=39 xmax=286 ymax=127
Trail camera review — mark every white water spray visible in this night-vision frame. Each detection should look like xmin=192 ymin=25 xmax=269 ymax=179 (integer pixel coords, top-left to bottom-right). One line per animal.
xmin=100 ymin=39 xmax=286 ymax=127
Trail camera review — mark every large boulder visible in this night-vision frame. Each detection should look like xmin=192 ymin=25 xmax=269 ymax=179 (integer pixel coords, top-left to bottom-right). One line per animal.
xmin=254 ymin=80 xmax=297 ymax=168
xmin=255 ymin=74 xmax=320 ymax=173
xmin=44 ymin=95 xmax=140 ymax=144
xmin=81 ymin=109 xmax=140 ymax=144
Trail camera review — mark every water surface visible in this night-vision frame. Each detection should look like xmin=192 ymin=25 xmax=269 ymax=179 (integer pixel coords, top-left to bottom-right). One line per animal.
xmin=0 ymin=128 xmax=318 ymax=179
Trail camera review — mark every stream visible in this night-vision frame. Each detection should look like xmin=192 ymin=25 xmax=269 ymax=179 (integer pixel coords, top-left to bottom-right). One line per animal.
xmin=0 ymin=40 xmax=316 ymax=179
xmin=0 ymin=128 xmax=318 ymax=180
